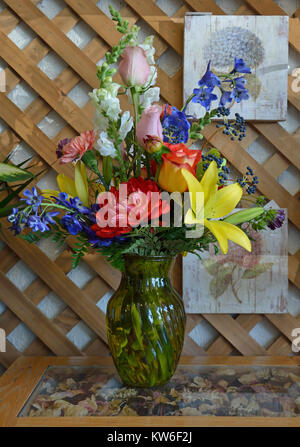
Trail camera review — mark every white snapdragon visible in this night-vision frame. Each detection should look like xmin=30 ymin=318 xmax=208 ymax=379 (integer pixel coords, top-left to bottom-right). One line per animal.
xmin=139 ymin=36 xmax=155 ymax=65
xmin=140 ymin=87 xmax=160 ymax=109
xmin=96 ymin=132 xmax=117 ymax=158
xmin=119 ymin=111 xmax=133 ymax=141
xmin=89 ymin=82 xmax=121 ymax=131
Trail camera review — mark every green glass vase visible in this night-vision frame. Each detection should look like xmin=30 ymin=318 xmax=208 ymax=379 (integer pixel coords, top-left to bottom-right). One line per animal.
xmin=106 ymin=255 xmax=186 ymax=387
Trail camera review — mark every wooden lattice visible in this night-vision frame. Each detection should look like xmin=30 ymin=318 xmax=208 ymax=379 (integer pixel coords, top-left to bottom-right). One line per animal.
xmin=0 ymin=0 xmax=299 ymax=373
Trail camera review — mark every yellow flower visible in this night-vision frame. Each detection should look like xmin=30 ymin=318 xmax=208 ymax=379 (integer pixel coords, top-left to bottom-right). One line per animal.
xmin=56 ymin=161 xmax=89 ymax=206
xmin=182 ymin=161 xmax=251 ymax=254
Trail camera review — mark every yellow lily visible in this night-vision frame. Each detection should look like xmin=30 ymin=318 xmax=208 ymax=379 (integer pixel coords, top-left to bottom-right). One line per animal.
xmin=182 ymin=161 xmax=251 ymax=254
xmin=56 ymin=161 xmax=89 ymax=206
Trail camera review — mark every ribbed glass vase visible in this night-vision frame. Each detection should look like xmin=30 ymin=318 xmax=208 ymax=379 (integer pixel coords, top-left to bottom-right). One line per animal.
xmin=106 ymin=255 xmax=186 ymax=387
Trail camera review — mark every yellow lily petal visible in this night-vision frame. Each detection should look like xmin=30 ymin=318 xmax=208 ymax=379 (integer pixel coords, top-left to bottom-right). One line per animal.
xmin=204 ymin=219 xmax=229 ymax=254
xmin=57 ymin=174 xmax=77 ymax=197
xmin=205 ymin=219 xmax=252 ymax=254
xmin=75 ymin=161 xmax=89 ymax=206
xmin=40 ymin=189 xmax=59 ymax=199
xmin=205 ymin=183 xmax=243 ymax=219
xmin=184 ymin=208 xmax=203 ymax=225
xmin=181 ymin=169 xmax=204 ymax=216
xmin=199 ymin=161 xmax=218 ymax=205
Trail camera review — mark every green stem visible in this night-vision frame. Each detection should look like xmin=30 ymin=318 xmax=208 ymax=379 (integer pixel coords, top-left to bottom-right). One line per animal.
xmin=181 ymin=93 xmax=196 ymax=112
xmin=131 ymin=87 xmax=141 ymax=176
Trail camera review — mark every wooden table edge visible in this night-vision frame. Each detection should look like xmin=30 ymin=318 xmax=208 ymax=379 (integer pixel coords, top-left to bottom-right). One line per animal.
xmin=1 ymin=355 xmax=300 ymax=427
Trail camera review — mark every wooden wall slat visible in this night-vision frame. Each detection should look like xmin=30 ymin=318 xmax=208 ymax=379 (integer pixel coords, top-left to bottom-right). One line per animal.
xmin=4 ymin=0 xmax=99 ymax=88
xmin=0 ymin=272 xmax=83 ymax=356
xmin=1 ymin=228 xmax=108 ymax=345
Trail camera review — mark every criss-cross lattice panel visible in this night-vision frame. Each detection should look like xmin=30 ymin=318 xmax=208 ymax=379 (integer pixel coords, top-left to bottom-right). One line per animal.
xmin=0 ymin=0 xmax=299 ymax=375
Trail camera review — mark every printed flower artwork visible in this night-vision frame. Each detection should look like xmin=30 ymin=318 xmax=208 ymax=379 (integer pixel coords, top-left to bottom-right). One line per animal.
xmin=21 ymin=365 xmax=300 ymax=418
xmin=183 ymin=213 xmax=288 ymax=314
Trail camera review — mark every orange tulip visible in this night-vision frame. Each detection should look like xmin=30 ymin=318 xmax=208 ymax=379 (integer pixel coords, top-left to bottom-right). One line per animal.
xmin=158 ymin=143 xmax=202 ymax=193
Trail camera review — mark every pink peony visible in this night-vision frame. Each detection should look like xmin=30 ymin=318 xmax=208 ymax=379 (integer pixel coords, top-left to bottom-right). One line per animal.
xmin=136 ymin=105 xmax=163 ymax=147
xmin=57 ymin=130 xmax=96 ymax=164
xmin=118 ymin=46 xmax=150 ymax=86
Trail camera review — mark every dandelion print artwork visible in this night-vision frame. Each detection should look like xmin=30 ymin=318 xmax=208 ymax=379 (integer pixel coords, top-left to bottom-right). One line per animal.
xmin=184 ymin=15 xmax=289 ymax=120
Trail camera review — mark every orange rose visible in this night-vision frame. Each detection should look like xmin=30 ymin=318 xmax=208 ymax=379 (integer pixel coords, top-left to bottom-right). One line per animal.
xmin=158 ymin=143 xmax=202 ymax=193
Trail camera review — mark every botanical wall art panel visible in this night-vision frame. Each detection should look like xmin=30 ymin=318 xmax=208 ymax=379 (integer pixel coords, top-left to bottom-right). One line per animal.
xmin=184 ymin=15 xmax=289 ymax=120
xmin=183 ymin=208 xmax=288 ymax=314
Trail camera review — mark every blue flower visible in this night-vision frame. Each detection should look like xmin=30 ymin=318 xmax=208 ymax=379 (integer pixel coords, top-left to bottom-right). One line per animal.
xmin=55 ymin=193 xmax=89 ymax=214
xmin=231 ymin=86 xmax=249 ymax=103
xmin=61 ymin=214 xmax=82 ymax=235
xmin=22 ymin=187 xmax=43 ymax=210
xmin=234 ymin=77 xmax=247 ymax=89
xmin=7 ymin=207 xmax=19 ymax=224
xmin=198 ymin=61 xmax=221 ymax=88
xmin=161 ymin=106 xmax=190 ymax=144
xmin=43 ymin=211 xmax=60 ymax=225
xmin=232 ymin=57 xmax=251 ymax=74
xmin=192 ymin=87 xmax=218 ymax=111
xmin=219 ymin=91 xmax=232 ymax=106
xmin=28 ymin=215 xmax=49 ymax=232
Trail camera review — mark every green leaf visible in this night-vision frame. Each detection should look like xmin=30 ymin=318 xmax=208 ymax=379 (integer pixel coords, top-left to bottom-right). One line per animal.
xmin=0 ymin=162 xmax=34 ymax=182
xmin=209 ymin=274 xmax=231 ymax=299
xmin=81 ymin=150 xmax=100 ymax=176
xmin=103 ymin=156 xmax=113 ymax=186
xmin=202 ymin=259 xmax=221 ymax=276
xmin=242 ymin=262 xmax=273 ymax=279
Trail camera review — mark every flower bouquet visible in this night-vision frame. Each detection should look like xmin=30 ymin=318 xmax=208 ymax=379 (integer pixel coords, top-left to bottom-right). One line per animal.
xmin=6 ymin=8 xmax=284 ymax=387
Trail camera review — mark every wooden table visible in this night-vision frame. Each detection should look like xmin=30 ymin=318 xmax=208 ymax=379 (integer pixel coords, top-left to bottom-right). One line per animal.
xmin=0 ymin=356 xmax=300 ymax=427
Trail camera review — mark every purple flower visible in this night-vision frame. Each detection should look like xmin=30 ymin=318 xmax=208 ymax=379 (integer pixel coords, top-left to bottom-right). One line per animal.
xmin=55 ymin=193 xmax=89 ymax=214
xmin=231 ymin=86 xmax=249 ymax=103
xmin=61 ymin=214 xmax=82 ymax=235
xmin=192 ymin=87 xmax=218 ymax=111
xmin=198 ymin=61 xmax=221 ymax=88
xmin=28 ymin=215 xmax=49 ymax=232
xmin=232 ymin=57 xmax=251 ymax=74
xmin=7 ymin=207 xmax=19 ymax=224
xmin=43 ymin=211 xmax=60 ymax=225
xmin=267 ymin=210 xmax=285 ymax=230
xmin=161 ymin=106 xmax=190 ymax=144
xmin=219 ymin=91 xmax=232 ymax=106
xmin=234 ymin=77 xmax=247 ymax=89
xmin=56 ymin=138 xmax=71 ymax=159
xmin=22 ymin=187 xmax=43 ymax=210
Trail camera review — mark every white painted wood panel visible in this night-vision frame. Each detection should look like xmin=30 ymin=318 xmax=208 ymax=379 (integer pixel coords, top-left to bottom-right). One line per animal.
xmin=184 ymin=15 xmax=289 ymax=121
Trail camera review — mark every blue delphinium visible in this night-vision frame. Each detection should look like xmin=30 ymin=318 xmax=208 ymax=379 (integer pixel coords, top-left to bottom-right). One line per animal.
xmin=198 ymin=61 xmax=221 ymax=88
xmin=161 ymin=106 xmax=190 ymax=144
xmin=55 ymin=192 xmax=90 ymax=214
xmin=231 ymin=57 xmax=251 ymax=74
xmin=61 ymin=214 xmax=83 ymax=235
xmin=22 ymin=187 xmax=43 ymax=210
xmin=192 ymin=87 xmax=218 ymax=111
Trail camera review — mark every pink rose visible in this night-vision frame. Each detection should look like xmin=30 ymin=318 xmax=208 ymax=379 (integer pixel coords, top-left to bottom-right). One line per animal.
xmin=136 ymin=105 xmax=163 ymax=147
xmin=57 ymin=130 xmax=96 ymax=164
xmin=118 ymin=46 xmax=150 ymax=86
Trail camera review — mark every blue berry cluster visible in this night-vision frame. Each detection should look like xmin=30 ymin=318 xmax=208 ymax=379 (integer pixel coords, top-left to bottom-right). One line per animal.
xmin=216 ymin=112 xmax=246 ymax=141
xmin=237 ymin=166 xmax=259 ymax=194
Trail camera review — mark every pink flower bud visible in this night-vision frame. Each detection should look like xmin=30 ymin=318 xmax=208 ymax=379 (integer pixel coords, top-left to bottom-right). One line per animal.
xmin=118 ymin=46 xmax=151 ymax=86
xmin=143 ymin=135 xmax=163 ymax=154
xmin=136 ymin=105 xmax=163 ymax=147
